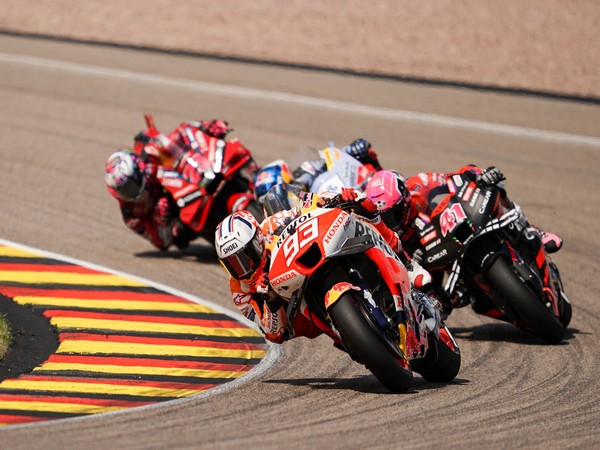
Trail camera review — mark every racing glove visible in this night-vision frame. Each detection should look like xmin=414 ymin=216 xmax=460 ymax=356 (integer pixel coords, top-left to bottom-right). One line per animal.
xmin=345 ymin=138 xmax=371 ymax=160
xmin=261 ymin=302 xmax=288 ymax=344
xmin=255 ymin=269 xmax=271 ymax=296
xmin=199 ymin=119 xmax=231 ymax=139
xmin=476 ymin=166 xmax=506 ymax=188
xmin=154 ymin=197 xmax=173 ymax=226
xmin=317 ymin=187 xmax=357 ymax=208
xmin=344 ymin=138 xmax=382 ymax=170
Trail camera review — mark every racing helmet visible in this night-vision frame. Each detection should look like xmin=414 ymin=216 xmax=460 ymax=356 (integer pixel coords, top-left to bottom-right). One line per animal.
xmin=365 ymin=170 xmax=412 ymax=232
xmin=254 ymin=160 xmax=293 ymax=203
xmin=215 ymin=211 xmax=265 ymax=281
xmin=105 ymin=150 xmax=147 ymax=202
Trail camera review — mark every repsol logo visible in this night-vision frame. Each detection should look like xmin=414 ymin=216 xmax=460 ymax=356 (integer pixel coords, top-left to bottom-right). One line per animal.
xmin=221 ymin=242 xmax=238 ymax=255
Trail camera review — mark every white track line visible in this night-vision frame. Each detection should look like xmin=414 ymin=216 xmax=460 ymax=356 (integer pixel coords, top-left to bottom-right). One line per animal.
xmin=0 ymin=238 xmax=282 ymax=430
xmin=1 ymin=52 xmax=599 ymax=149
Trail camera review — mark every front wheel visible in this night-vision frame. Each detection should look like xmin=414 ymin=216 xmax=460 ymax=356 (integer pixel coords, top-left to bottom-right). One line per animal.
xmin=484 ymin=257 xmax=565 ymax=344
xmin=328 ymin=292 xmax=414 ymax=393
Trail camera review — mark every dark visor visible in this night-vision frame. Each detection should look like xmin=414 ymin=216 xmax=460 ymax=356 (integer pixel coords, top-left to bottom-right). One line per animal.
xmin=221 ymin=231 xmax=264 ymax=280
xmin=380 ymin=207 xmax=404 ymax=233
xmin=115 ymin=176 xmax=146 ymax=202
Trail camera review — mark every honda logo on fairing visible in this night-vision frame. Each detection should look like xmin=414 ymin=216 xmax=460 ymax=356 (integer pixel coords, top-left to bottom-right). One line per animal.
xmin=324 ymin=213 xmax=347 ymax=244
xmin=271 ymin=271 xmax=297 ymax=286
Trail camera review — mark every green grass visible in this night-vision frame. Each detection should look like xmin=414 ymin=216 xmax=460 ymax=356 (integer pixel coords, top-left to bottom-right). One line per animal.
xmin=0 ymin=314 xmax=11 ymax=361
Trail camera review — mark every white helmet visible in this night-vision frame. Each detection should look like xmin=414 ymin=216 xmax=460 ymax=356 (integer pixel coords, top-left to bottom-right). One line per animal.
xmin=105 ymin=149 xmax=146 ymax=202
xmin=215 ymin=211 xmax=265 ymax=280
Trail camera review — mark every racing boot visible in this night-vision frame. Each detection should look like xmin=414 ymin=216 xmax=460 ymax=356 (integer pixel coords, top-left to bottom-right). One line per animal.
xmin=536 ymin=228 xmax=563 ymax=254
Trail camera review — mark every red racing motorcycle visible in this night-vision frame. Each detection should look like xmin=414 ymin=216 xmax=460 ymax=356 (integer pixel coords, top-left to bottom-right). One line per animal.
xmin=142 ymin=114 xmax=263 ymax=244
xmin=266 ymin=193 xmax=461 ymax=393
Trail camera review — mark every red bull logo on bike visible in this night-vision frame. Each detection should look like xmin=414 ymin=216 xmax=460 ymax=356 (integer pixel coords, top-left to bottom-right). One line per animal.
xmin=324 ymin=282 xmax=360 ymax=309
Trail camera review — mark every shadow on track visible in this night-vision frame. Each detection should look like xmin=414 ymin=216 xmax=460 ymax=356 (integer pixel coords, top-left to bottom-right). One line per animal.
xmin=134 ymin=243 xmax=219 ymax=265
xmin=448 ymin=322 xmax=578 ymax=346
xmin=264 ymin=375 xmax=470 ymax=394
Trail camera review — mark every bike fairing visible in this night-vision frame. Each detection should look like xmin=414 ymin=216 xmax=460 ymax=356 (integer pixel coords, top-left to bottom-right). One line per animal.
xmin=265 ymin=203 xmax=460 ymax=391
xmin=120 ymin=114 xmax=261 ymax=248
xmin=410 ymin=171 xmax=569 ymax=343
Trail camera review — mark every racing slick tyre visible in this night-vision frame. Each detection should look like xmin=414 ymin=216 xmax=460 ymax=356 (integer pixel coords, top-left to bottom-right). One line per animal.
xmin=412 ymin=326 xmax=461 ymax=383
xmin=328 ymin=292 xmax=414 ymax=393
xmin=484 ymin=257 xmax=565 ymax=344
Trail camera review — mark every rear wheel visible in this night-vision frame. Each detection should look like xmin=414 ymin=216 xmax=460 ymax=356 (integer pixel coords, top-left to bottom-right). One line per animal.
xmin=328 ymin=292 xmax=414 ymax=393
xmin=412 ymin=326 xmax=461 ymax=382
xmin=484 ymin=257 xmax=564 ymax=344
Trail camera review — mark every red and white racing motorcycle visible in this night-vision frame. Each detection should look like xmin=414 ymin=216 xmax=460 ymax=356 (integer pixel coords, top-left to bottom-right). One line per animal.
xmin=267 ymin=197 xmax=461 ymax=393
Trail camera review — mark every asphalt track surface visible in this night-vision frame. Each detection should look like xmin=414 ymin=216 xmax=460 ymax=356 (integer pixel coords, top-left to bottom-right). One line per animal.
xmin=1 ymin=35 xmax=599 ymax=449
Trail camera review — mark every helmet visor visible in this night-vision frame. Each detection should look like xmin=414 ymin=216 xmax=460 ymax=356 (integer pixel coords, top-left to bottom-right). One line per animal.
xmin=220 ymin=231 xmax=264 ymax=280
xmin=380 ymin=200 xmax=409 ymax=233
xmin=115 ymin=175 xmax=146 ymax=202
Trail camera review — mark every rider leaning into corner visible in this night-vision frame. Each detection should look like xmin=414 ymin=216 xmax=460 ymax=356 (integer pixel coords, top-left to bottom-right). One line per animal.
xmin=104 ymin=119 xmax=231 ymax=251
xmin=214 ymin=183 xmax=431 ymax=345
xmin=364 ymin=165 xmax=563 ymax=315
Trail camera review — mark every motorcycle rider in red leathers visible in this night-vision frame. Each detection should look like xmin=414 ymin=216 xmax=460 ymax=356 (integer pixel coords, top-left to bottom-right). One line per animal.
xmin=365 ymin=165 xmax=563 ymax=315
xmin=104 ymin=148 xmax=190 ymax=250
xmin=214 ymin=186 xmax=431 ymax=344
xmin=105 ymin=119 xmax=232 ymax=250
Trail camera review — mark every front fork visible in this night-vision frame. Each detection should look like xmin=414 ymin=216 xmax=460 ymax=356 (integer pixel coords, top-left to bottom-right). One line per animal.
xmin=345 ymin=268 xmax=437 ymax=361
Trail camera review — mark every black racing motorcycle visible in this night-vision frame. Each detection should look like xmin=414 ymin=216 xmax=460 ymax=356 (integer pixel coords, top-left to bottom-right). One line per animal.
xmin=413 ymin=173 xmax=571 ymax=344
